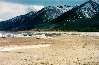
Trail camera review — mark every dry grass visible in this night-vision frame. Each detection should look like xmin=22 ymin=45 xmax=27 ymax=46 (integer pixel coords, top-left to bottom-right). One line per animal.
xmin=0 ymin=37 xmax=54 ymax=46
xmin=0 ymin=34 xmax=99 ymax=65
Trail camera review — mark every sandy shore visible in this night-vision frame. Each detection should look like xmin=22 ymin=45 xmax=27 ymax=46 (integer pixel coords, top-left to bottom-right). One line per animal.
xmin=0 ymin=33 xmax=99 ymax=65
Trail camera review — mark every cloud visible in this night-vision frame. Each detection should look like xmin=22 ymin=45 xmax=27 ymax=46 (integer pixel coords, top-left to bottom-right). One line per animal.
xmin=0 ymin=1 xmax=44 ymax=21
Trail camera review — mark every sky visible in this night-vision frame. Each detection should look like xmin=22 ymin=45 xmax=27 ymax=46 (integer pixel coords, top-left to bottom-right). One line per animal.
xmin=0 ymin=0 xmax=93 ymax=21
xmin=1 ymin=0 xmax=87 ymax=6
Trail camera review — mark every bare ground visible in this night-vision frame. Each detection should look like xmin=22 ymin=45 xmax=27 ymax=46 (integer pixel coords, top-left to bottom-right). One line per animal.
xmin=0 ymin=34 xmax=99 ymax=65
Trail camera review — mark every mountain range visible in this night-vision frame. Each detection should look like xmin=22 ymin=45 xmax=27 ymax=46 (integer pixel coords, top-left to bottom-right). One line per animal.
xmin=51 ymin=0 xmax=99 ymax=31
xmin=0 ymin=0 xmax=99 ymax=31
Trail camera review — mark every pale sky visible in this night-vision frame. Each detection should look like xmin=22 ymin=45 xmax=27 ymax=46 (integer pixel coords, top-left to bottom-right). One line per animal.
xmin=0 ymin=1 xmax=44 ymax=21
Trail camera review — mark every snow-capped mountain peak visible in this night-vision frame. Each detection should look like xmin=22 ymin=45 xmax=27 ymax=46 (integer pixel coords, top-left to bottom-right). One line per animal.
xmin=78 ymin=0 xmax=99 ymax=18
